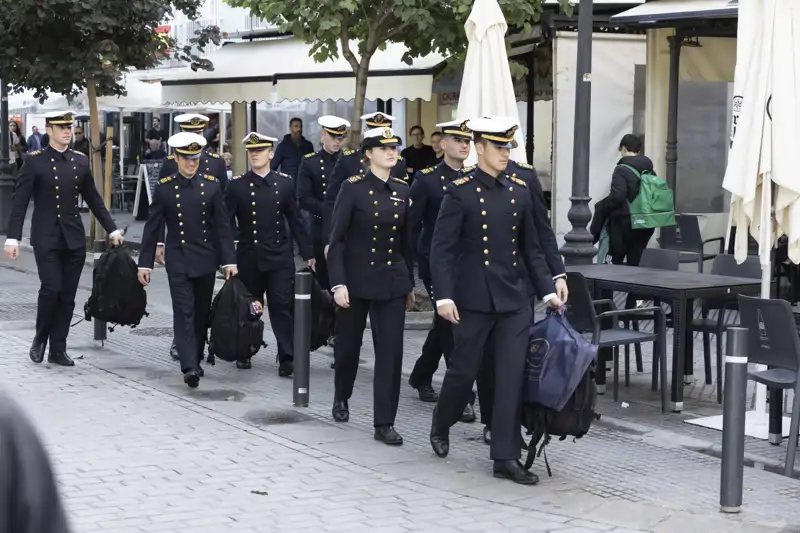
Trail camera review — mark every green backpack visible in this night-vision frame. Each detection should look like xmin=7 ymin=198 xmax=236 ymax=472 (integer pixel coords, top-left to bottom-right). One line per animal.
xmin=621 ymin=164 xmax=676 ymax=230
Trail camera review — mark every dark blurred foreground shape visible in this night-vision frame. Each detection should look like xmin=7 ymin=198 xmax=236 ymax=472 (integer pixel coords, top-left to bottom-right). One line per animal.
xmin=0 ymin=391 xmax=71 ymax=533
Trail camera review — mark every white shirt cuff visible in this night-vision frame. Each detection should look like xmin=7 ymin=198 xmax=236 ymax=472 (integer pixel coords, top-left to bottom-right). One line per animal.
xmin=331 ymin=285 xmax=344 ymax=292
xmin=220 ymin=264 xmax=236 ymax=269
xmin=4 ymin=239 xmax=19 ymax=246
xmin=553 ymin=274 xmax=566 ymax=280
xmin=542 ymin=293 xmax=556 ymax=303
xmin=436 ymin=299 xmax=454 ymax=308
xmin=138 ymin=268 xmax=152 ymax=272
xmin=109 ymin=230 xmax=122 ymax=238
xmin=157 ymin=242 xmax=164 ymax=247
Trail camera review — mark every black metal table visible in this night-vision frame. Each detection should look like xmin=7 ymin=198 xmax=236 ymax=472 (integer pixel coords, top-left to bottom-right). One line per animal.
xmin=566 ymin=264 xmax=761 ymax=412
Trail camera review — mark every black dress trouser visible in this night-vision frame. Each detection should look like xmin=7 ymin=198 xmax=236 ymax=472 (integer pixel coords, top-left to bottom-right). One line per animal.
xmin=334 ymin=296 xmax=405 ymax=426
xmin=435 ymin=308 xmax=531 ymax=460
xmin=33 ymin=245 xmax=87 ymax=352
xmin=168 ymin=272 xmax=216 ymax=373
xmin=238 ymin=265 xmax=295 ymax=362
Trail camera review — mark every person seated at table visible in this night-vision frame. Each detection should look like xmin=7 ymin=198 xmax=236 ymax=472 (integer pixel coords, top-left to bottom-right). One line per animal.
xmin=590 ymin=133 xmax=656 ymax=266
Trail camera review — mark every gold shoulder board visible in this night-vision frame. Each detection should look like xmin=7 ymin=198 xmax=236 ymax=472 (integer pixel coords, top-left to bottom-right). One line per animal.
xmin=391 ymin=177 xmax=409 ymax=186
xmin=462 ymin=164 xmax=476 ymax=174
xmin=397 ymin=155 xmax=404 ymax=161
xmin=209 ymin=152 xmax=220 ymax=158
xmin=346 ymin=175 xmax=364 ymax=183
xmin=28 ymin=149 xmax=42 ymax=156
xmin=343 ymin=149 xmax=356 ymax=156
xmin=304 ymin=152 xmax=315 ymax=159
xmin=167 ymin=154 xmax=175 ymax=160
xmin=420 ymin=166 xmax=435 ymax=174
xmin=70 ymin=149 xmax=87 ymax=157
xmin=509 ymin=176 xmax=527 ymax=188
xmin=159 ymin=176 xmax=173 ymax=184
xmin=231 ymin=175 xmax=242 ymax=181
xmin=452 ymin=177 xmax=471 ymax=187
xmin=203 ymin=174 xmax=217 ymax=182
xmin=516 ymin=161 xmax=533 ymax=170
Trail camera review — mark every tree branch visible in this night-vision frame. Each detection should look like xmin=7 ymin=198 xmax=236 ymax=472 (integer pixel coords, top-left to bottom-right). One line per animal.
xmin=339 ymin=21 xmax=360 ymax=73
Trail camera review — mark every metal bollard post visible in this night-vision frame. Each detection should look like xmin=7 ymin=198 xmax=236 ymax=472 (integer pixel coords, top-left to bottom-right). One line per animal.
xmin=720 ymin=327 xmax=748 ymax=514
xmin=293 ymin=271 xmax=312 ymax=407
xmin=92 ymin=239 xmax=108 ymax=343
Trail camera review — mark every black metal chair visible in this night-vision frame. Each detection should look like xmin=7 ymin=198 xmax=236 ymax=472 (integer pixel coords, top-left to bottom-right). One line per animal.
xmin=690 ymin=254 xmax=761 ymax=403
xmin=738 ymin=295 xmax=800 ymax=476
xmin=622 ymin=248 xmax=681 ymax=375
xmin=676 ymin=214 xmax=725 ymax=273
xmin=566 ymin=272 xmax=668 ymax=412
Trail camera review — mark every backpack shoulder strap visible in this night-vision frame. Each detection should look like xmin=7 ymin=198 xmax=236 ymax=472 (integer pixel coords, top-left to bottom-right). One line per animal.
xmin=617 ymin=164 xmax=641 ymax=179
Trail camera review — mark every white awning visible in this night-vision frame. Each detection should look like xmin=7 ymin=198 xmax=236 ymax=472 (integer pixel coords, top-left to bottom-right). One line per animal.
xmin=153 ymin=37 xmax=446 ymax=105
xmin=612 ymin=0 xmax=738 ymax=24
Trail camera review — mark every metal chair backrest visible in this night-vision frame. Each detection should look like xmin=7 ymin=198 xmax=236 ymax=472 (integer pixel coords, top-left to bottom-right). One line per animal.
xmin=676 ymin=214 xmax=703 ymax=249
xmin=710 ymin=254 xmax=761 ymax=279
xmin=639 ymin=248 xmax=680 ymax=271
xmin=738 ymin=295 xmax=800 ymax=372
xmin=565 ymin=272 xmax=598 ymax=333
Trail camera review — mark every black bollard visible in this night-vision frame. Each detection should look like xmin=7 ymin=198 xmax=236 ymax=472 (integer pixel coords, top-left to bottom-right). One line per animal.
xmin=293 ymin=271 xmax=312 ymax=407
xmin=92 ymin=239 xmax=108 ymax=343
xmin=720 ymin=327 xmax=748 ymax=514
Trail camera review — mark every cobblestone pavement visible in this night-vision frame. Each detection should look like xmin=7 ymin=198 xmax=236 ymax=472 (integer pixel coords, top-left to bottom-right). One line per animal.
xmin=0 ymin=251 xmax=799 ymax=532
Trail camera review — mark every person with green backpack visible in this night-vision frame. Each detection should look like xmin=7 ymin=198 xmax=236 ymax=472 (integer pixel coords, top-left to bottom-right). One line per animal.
xmin=590 ymin=134 xmax=675 ymax=265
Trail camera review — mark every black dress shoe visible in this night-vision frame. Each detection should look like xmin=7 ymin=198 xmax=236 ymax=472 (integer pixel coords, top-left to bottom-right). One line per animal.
xmin=483 ymin=426 xmax=491 ymax=445
xmin=374 ymin=425 xmax=403 ymax=445
xmin=430 ymin=411 xmax=450 ymax=458
xmin=169 ymin=340 xmax=179 ymax=361
xmin=493 ymin=460 xmax=539 ymax=485
xmin=47 ymin=351 xmax=74 ymax=367
xmin=332 ymin=400 xmax=349 ymax=422
xmin=29 ymin=338 xmax=46 ymax=364
xmin=278 ymin=360 xmax=293 ymax=377
xmin=183 ymin=369 xmax=200 ymax=388
xmin=460 ymin=402 xmax=476 ymax=423
xmin=236 ymin=358 xmax=252 ymax=370
xmin=413 ymin=383 xmax=439 ymax=403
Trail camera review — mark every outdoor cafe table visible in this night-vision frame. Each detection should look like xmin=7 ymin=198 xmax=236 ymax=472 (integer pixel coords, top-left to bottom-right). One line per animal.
xmin=566 ymin=264 xmax=761 ymax=412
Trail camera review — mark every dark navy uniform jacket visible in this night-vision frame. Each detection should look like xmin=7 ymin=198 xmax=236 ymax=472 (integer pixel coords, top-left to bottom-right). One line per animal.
xmin=407 ymin=161 xmax=463 ymax=280
xmin=297 ymin=148 xmax=339 ymax=222
xmin=322 ymin=148 xmax=407 ymax=242
xmin=327 ymin=173 xmax=414 ymax=301
xmin=138 ymin=173 xmax=235 ymax=278
xmin=225 ymin=169 xmax=313 ymax=272
xmin=506 ymin=160 xmax=565 ymax=278
xmin=7 ymin=146 xmax=117 ymax=250
xmin=159 ymin=149 xmax=229 ymax=190
xmin=430 ymin=167 xmax=555 ymax=313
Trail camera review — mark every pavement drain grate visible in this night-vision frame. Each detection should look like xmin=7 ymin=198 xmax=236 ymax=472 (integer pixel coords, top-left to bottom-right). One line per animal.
xmin=129 ymin=327 xmax=174 ymax=337
xmin=188 ymin=389 xmax=246 ymax=402
xmin=244 ymin=409 xmax=314 ymax=426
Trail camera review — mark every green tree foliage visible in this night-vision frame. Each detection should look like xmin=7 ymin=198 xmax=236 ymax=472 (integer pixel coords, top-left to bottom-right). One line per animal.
xmin=224 ymin=0 xmax=570 ymax=143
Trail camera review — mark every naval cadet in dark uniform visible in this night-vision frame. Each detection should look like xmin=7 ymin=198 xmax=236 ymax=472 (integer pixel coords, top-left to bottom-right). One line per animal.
xmin=428 ymin=117 xmax=563 ymax=485
xmin=4 ymin=110 xmax=123 ymax=366
xmin=328 ymin=126 xmax=415 ymax=446
xmin=225 ymin=132 xmax=314 ymax=375
xmin=297 ymin=115 xmax=350 ymax=292
xmin=406 ymin=120 xmax=477 ymax=421
xmin=138 ymin=132 xmax=237 ymax=389
xmin=322 ymin=112 xmax=408 ymax=247
xmin=160 ymin=113 xmax=229 ymax=362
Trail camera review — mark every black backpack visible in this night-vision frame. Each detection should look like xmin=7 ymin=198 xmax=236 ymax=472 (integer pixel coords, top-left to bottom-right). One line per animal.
xmin=207 ymin=277 xmax=266 ymax=363
xmin=305 ymin=268 xmax=335 ymax=352
xmin=84 ymin=246 xmax=148 ymax=329
xmin=522 ymin=361 xmax=600 ymax=476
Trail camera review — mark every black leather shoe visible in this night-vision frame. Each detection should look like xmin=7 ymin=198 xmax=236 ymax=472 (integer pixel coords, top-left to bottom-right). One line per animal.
xmin=278 ymin=360 xmax=293 ymax=377
xmin=493 ymin=460 xmax=539 ymax=485
xmin=413 ymin=383 xmax=438 ymax=403
xmin=183 ymin=369 xmax=200 ymax=388
xmin=29 ymin=338 xmax=46 ymax=364
xmin=169 ymin=340 xmax=179 ymax=361
xmin=483 ymin=426 xmax=491 ymax=445
xmin=374 ymin=425 xmax=403 ymax=445
xmin=332 ymin=400 xmax=349 ymax=422
xmin=460 ymin=402 xmax=476 ymax=423
xmin=47 ymin=351 xmax=74 ymax=366
xmin=236 ymin=358 xmax=252 ymax=370
xmin=430 ymin=411 xmax=450 ymax=458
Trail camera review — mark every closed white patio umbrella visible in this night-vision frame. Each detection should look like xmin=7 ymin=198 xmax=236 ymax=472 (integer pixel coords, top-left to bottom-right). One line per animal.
xmin=455 ymin=0 xmax=526 ymax=166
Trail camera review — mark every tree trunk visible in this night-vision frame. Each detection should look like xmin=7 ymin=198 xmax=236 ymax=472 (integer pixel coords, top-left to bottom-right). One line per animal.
xmin=86 ymin=80 xmax=106 ymax=242
xmin=348 ymin=60 xmax=371 ymax=148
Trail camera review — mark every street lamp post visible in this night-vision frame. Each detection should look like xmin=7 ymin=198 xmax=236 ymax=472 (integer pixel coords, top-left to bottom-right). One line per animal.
xmin=559 ymin=0 xmax=596 ymax=265
xmin=0 ymin=81 xmax=15 ymax=234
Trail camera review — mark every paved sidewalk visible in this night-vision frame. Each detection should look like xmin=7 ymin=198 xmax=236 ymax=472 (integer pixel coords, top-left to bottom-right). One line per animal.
xmin=0 ymin=251 xmax=798 ymax=532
